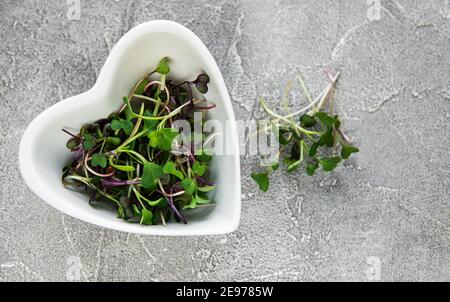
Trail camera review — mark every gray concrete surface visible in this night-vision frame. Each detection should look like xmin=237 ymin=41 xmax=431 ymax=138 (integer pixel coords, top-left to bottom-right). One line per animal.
xmin=0 ymin=0 xmax=449 ymax=281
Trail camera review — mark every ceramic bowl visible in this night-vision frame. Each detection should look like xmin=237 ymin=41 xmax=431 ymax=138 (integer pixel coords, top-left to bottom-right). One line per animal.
xmin=19 ymin=20 xmax=241 ymax=235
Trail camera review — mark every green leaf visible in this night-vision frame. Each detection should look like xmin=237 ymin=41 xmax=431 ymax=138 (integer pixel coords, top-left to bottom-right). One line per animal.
xmin=106 ymin=136 xmax=121 ymax=147
xmin=125 ymin=107 xmax=135 ymax=121
xmin=318 ymin=129 xmax=334 ymax=147
xmin=306 ymin=162 xmax=319 ymax=176
xmin=197 ymin=186 xmax=215 ymax=193
xmin=194 ymin=74 xmax=210 ymax=94
xmin=195 ymin=82 xmax=208 ymax=94
xmin=148 ymin=131 xmax=163 ymax=148
xmin=111 ymin=119 xmax=133 ymax=135
xmin=196 ymin=73 xmax=210 ymax=84
xmin=181 ymin=178 xmax=197 ymax=195
xmin=291 ymin=142 xmax=301 ymax=159
xmin=183 ymin=193 xmax=210 ymax=210
xmin=117 ymin=207 xmax=125 ymax=219
xmin=334 ymin=115 xmax=341 ymax=128
xmin=82 ymin=133 xmax=96 ymax=151
xmin=111 ymin=164 xmax=135 ymax=172
xmin=132 ymin=204 xmax=141 ymax=217
xmin=195 ymin=194 xmax=210 ymax=205
xmin=192 ymin=161 xmax=206 ymax=176
xmin=145 ymin=197 xmax=166 ymax=207
xmin=118 ymin=197 xmax=133 ymax=219
xmin=319 ymin=157 xmax=342 ymax=172
xmin=183 ymin=195 xmax=197 ymax=210
xmin=141 ymin=162 xmax=164 ymax=190
xmin=300 ymin=114 xmax=317 ymax=128
xmin=148 ymin=128 xmax=178 ymax=151
xmin=315 ymin=112 xmax=336 ymax=130
xmin=135 ymin=78 xmax=150 ymax=95
xmin=271 ymin=163 xmax=280 ymax=171
xmin=341 ymin=145 xmax=359 ymax=159
xmin=278 ymin=130 xmax=292 ymax=145
xmin=66 ymin=138 xmax=79 ymax=150
xmin=122 ymin=120 xmax=133 ymax=135
xmin=196 ymin=149 xmax=213 ymax=162
xmin=162 ymin=161 xmax=175 ymax=173
xmin=111 ymin=119 xmax=122 ymax=131
xmin=251 ymin=172 xmax=269 ymax=192
xmin=163 ymin=161 xmax=184 ymax=180
xmin=155 ymin=57 xmax=170 ymax=74
xmin=91 ymin=153 xmax=107 ymax=168
xmin=309 ymin=142 xmax=319 ymax=157
xmin=140 ymin=208 xmax=154 ymax=225
xmin=133 ymin=189 xmax=166 ymax=207
xmin=119 ymin=196 xmax=130 ymax=208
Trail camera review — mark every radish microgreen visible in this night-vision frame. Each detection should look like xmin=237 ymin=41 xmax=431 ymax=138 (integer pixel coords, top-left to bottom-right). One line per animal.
xmin=251 ymin=72 xmax=359 ymax=192
xmin=62 ymin=58 xmax=216 ymax=225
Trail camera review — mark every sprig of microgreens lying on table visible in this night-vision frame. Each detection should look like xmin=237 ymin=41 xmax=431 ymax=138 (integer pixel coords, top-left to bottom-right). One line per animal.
xmin=251 ymin=72 xmax=359 ymax=192
xmin=62 ymin=58 xmax=216 ymax=225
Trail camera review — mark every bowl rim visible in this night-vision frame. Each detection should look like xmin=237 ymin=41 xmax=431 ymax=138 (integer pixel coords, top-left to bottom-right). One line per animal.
xmin=18 ymin=20 xmax=241 ymax=236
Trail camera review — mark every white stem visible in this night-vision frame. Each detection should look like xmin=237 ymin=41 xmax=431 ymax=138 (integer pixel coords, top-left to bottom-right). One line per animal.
xmin=285 ymin=72 xmax=340 ymax=118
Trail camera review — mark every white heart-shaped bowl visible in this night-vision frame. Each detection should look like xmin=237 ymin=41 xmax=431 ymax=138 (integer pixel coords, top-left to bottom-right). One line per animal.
xmin=19 ymin=20 xmax=241 ymax=236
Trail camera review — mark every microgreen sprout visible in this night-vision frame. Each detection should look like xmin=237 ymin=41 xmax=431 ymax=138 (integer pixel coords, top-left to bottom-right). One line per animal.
xmin=62 ymin=58 xmax=216 ymax=225
xmin=251 ymin=71 xmax=359 ymax=192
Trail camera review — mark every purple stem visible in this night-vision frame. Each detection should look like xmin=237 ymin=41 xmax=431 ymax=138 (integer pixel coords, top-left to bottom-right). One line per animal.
xmin=178 ymin=145 xmax=195 ymax=163
xmin=185 ymin=82 xmax=194 ymax=109
xmin=170 ymin=96 xmax=179 ymax=106
xmin=194 ymin=104 xmax=216 ymax=110
xmin=154 ymin=149 xmax=164 ymax=159
xmin=73 ymin=147 xmax=84 ymax=162
xmin=62 ymin=128 xmax=80 ymax=140
xmin=169 ymin=187 xmax=187 ymax=224
xmin=101 ymin=178 xmax=141 ymax=188
xmin=196 ymin=176 xmax=214 ymax=187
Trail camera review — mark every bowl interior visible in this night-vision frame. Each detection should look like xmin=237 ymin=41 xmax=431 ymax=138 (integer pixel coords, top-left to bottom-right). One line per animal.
xmin=20 ymin=21 xmax=240 ymax=235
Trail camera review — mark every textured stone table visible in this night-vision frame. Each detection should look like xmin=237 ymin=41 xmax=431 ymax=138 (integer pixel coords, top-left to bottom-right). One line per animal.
xmin=0 ymin=0 xmax=448 ymax=281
